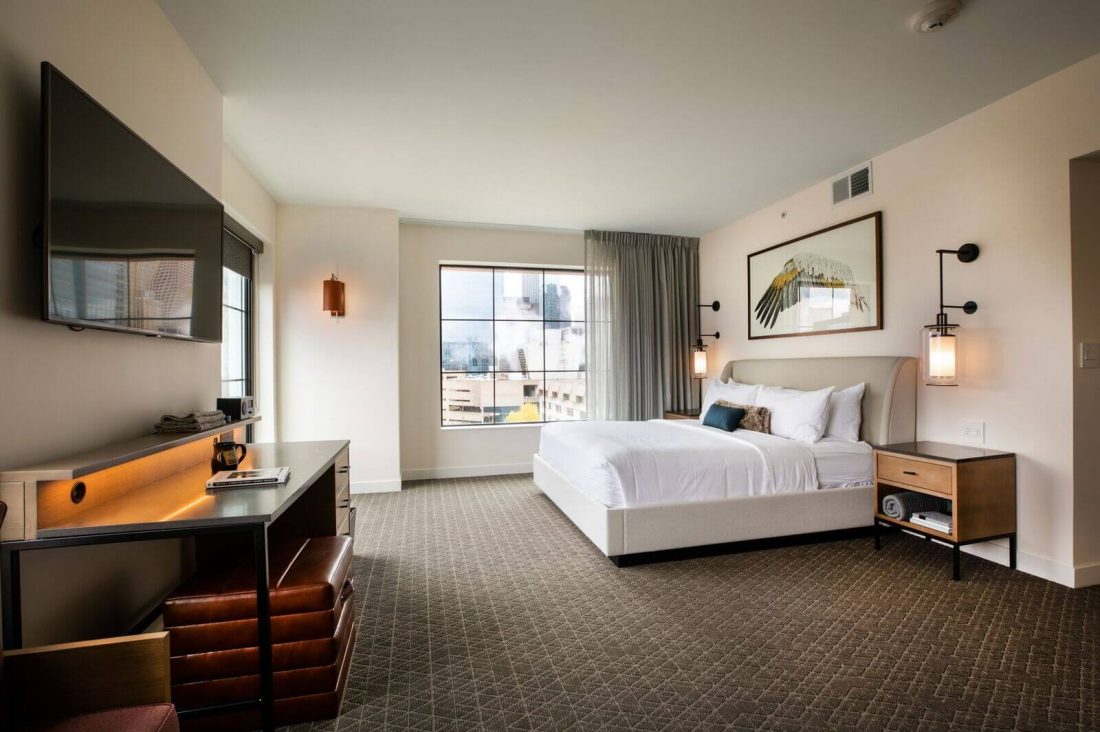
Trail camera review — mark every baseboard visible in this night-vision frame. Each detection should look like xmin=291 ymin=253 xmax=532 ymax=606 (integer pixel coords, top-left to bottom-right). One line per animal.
xmin=401 ymin=463 xmax=532 ymax=481
xmin=961 ymin=540 xmax=1076 ymax=587
xmin=351 ymin=479 xmax=402 ymax=494
xmin=1073 ymin=559 xmax=1100 ymax=588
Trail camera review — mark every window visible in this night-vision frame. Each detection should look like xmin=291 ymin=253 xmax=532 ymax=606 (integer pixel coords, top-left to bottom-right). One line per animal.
xmin=440 ymin=265 xmax=585 ymax=426
xmin=221 ymin=267 xmax=251 ymax=397
xmin=221 ymin=221 xmax=256 ymax=400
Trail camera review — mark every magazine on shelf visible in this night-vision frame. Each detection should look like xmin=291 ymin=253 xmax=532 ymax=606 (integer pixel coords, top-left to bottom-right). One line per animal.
xmin=206 ymin=467 xmax=290 ymax=490
xmin=910 ymin=511 xmax=952 ymax=533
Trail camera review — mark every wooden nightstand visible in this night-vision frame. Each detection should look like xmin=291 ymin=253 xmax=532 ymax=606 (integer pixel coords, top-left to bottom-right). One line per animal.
xmin=873 ymin=441 xmax=1016 ymax=580
xmin=663 ymin=409 xmax=700 ymax=420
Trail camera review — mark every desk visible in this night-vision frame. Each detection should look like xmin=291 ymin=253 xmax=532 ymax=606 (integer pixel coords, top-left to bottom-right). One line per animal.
xmin=1 ymin=439 xmax=350 ymax=732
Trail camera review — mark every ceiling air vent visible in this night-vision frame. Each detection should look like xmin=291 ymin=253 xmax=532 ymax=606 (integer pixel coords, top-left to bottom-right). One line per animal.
xmin=831 ymin=162 xmax=873 ymax=205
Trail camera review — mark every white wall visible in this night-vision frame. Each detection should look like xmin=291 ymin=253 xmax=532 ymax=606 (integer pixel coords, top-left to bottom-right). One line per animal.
xmin=277 ymin=206 xmax=401 ymax=492
xmin=399 ymin=223 xmax=584 ymax=480
xmin=700 ymin=53 xmax=1100 ymax=587
xmin=222 ymin=144 xmax=280 ymax=442
xmin=0 ymin=0 xmax=224 ymax=643
xmin=1071 ymin=156 xmax=1100 ymax=583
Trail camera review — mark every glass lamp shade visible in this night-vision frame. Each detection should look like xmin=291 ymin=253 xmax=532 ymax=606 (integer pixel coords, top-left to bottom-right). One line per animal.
xmin=923 ymin=325 xmax=959 ymax=386
xmin=692 ymin=347 xmax=708 ymax=379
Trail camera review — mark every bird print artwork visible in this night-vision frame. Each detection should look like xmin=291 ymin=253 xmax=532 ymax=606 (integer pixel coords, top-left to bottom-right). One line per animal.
xmin=754 ymin=253 xmax=868 ymax=329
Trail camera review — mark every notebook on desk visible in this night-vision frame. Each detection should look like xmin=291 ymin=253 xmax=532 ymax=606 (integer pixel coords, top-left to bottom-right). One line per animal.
xmin=206 ymin=467 xmax=290 ymax=490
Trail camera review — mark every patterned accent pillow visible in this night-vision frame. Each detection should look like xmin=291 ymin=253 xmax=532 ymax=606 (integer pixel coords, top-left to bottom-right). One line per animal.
xmin=716 ymin=400 xmax=771 ymax=434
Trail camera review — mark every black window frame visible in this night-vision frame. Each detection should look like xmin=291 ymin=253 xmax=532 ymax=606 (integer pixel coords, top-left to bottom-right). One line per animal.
xmin=221 ymin=216 xmax=262 ymax=440
xmin=438 ymin=263 xmax=585 ymax=428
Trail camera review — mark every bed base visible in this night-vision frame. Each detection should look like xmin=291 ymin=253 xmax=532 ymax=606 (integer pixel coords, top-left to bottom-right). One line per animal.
xmin=608 ymin=526 xmax=875 ymax=566
xmin=533 ymin=454 xmax=874 ymax=562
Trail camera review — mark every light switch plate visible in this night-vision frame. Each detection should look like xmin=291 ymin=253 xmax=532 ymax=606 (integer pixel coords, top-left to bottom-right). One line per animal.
xmin=1080 ymin=342 xmax=1100 ymax=369
xmin=962 ymin=419 xmax=985 ymax=444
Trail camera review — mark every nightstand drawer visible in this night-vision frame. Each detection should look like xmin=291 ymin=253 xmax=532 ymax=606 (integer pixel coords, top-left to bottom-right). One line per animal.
xmin=877 ymin=454 xmax=953 ymax=495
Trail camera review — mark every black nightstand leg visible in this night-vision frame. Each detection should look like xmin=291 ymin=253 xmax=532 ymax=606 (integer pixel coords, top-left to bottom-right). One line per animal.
xmin=952 ymin=544 xmax=961 ymax=581
xmin=874 ymin=521 xmax=881 ymax=550
xmin=1009 ymin=534 xmax=1017 ymax=570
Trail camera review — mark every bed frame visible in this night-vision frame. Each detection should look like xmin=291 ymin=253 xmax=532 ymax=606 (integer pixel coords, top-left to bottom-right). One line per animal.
xmin=534 ymin=356 xmax=917 ymax=564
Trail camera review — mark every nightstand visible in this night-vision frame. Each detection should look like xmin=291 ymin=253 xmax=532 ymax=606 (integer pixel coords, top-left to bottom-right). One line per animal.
xmin=663 ymin=409 xmax=700 ymax=420
xmin=873 ymin=441 xmax=1016 ymax=580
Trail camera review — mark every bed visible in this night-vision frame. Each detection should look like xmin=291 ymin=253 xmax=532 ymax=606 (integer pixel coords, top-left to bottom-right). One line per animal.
xmin=533 ymin=356 xmax=916 ymax=564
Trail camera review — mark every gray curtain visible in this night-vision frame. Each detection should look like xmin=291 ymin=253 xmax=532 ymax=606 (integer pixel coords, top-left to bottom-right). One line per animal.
xmin=585 ymin=230 xmax=699 ymax=421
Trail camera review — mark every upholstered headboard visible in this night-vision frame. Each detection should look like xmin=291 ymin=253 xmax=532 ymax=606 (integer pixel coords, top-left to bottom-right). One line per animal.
xmin=718 ymin=356 xmax=917 ymax=446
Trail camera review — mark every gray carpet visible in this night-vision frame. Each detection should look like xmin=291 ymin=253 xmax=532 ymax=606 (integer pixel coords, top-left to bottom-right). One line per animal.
xmin=291 ymin=474 xmax=1100 ymax=731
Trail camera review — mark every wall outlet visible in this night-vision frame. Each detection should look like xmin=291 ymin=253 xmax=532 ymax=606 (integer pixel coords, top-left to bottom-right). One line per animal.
xmin=962 ymin=419 xmax=985 ymax=444
xmin=1080 ymin=342 xmax=1100 ymax=369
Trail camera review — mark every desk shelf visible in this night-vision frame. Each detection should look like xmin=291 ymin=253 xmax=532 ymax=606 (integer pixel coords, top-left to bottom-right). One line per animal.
xmin=0 ymin=417 xmax=260 ymax=483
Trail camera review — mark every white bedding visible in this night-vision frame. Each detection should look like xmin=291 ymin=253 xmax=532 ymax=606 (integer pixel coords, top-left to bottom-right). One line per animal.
xmin=538 ymin=420 xmax=819 ymax=508
xmin=810 ymin=438 xmax=873 ymax=488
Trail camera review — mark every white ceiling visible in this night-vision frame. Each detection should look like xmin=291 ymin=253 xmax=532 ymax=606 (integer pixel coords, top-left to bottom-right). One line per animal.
xmin=160 ymin=0 xmax=1100 ymax=236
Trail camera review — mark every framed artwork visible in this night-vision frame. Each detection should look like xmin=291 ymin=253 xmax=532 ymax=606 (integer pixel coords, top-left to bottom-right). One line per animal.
xmin=747 ymin=211 xmax=882 ymax=340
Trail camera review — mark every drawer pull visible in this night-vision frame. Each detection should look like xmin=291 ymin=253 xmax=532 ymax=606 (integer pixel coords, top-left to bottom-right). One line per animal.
xmin=337 ymin=466 xmax=349 ymax=474
xmin=903 ymin=470 xmax=918 ymax=476
xmin=339 ymin=499 xmax=350 ymax=508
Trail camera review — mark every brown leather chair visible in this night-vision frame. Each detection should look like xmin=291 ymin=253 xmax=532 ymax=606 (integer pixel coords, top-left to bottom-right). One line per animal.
xmin=0 ymin=501 xmax=181 ymax=732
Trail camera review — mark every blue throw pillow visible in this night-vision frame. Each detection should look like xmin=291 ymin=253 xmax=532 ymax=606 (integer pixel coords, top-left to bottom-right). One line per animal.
xmin=703 ymin=403 xmax=746 ymax=432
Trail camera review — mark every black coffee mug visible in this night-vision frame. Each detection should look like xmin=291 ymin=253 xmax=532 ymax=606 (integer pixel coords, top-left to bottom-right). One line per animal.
xmin=212 ymin=439 xmax=248 ymax=473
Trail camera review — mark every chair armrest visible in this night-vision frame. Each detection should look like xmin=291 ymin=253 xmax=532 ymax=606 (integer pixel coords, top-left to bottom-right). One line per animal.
xmin=3 ymin=631 xmax=171 ymax=723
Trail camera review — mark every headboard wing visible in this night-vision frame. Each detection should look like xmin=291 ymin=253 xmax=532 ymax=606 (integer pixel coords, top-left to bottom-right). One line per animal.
xmin=718 ymin=356 xmax=916 ymax=445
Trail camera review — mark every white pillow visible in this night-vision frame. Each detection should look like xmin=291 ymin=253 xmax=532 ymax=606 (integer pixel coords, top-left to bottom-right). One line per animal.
xmin=700 ymin=380 xmax=760 ymax=422
xmin=756 ymin=385 xmax=835 ymax=443
xmin=825 ymin=383 xmax=866 ymax=442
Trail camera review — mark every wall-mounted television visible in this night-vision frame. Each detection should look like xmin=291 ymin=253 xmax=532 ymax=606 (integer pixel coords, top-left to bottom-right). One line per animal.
xmin=41 ymin=62 xmax=223 ymax=342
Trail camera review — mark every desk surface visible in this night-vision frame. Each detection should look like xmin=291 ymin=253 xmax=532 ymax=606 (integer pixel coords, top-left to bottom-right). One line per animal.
xmin=35 ymin=440 xmax=348 ymax=540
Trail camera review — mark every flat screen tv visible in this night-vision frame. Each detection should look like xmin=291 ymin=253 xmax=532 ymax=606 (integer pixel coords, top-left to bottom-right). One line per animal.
xmin=41 ymin=62 xmax=223 ymax=342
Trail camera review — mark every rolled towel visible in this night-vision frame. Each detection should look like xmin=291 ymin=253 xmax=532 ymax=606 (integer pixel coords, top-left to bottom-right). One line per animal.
xmin=881 ymin=491 xmax=950 ymax=520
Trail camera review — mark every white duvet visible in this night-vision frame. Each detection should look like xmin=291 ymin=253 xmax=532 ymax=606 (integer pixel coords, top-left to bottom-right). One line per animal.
xmin=538 ymin=420 xmax=819 ymax=508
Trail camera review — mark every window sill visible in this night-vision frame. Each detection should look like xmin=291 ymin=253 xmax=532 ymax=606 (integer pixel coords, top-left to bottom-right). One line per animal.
xmin=440 ymin=422 xmax=552 ymax=431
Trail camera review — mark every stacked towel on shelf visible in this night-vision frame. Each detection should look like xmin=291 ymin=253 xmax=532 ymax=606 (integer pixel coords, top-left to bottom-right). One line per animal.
xmin=881 ymin=491 xmax=951 ymax=520
xmin=155 ymin=410 xmax=227 ymax=434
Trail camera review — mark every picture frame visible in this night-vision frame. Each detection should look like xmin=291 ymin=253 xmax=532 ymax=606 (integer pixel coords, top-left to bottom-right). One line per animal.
xmin=747 ymin=211 xmax=882 ymax=340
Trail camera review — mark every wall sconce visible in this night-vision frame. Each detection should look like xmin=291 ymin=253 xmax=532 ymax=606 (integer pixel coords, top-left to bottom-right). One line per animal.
xmin=922 ymin=244 xmax=979 ymax=386
xmin=693 ymin=300 xmax=721 ymax=378
xmin=691 ymin=334 xmax=719 ymax=379
xmin=323 ymin=274 xmax=345 ymax=317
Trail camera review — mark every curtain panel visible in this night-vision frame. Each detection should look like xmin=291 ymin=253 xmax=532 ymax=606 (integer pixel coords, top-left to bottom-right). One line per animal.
xmin=585 ymin=230 xmax=699 ymax=421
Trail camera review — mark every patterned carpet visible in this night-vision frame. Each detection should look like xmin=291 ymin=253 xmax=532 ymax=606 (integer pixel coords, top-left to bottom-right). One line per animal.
xmin=289 ymin=475 xmax=1100 ymax=731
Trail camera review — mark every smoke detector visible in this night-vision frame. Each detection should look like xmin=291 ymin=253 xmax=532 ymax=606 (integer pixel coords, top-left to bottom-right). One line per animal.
xmin=909 ymin=0 xmax=962 ymax=32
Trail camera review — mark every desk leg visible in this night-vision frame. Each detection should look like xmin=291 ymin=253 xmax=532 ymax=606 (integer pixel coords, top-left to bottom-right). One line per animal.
xmin=873 ymin=521 xmax=881 ymax=550
xmin=952 ymin=544 xmax=961 ymax=581
xmin=1009 ymin=534 xmax=1017 ymax=570
xmin=252 ymin=525 xmax=275 ymax=732
xmin=1 ymin=546 xmax=21 ymax=649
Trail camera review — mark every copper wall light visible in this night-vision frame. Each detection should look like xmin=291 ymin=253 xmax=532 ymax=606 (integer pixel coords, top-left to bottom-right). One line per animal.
xmin=323 ymin=274 xmax=345 ymax=317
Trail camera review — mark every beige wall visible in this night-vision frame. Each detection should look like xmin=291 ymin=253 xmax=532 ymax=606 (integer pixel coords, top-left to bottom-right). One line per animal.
xmin=0 ymin=0 xmax=224 ymax=643
xmin=276 ymin=206 xmax=401 ymax=492
xmin=700 ymin=53 xmax=1100 ymax=587
xmin=222 ymin=145 xmax=280 ymax=442
xmin=399 ymin=223 xmax=584 ymax=479
xmin=1071 ymin=156 xmax=1100 ymax=581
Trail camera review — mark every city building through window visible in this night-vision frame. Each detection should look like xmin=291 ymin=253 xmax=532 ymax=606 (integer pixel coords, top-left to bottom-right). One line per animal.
xmin=440 ymin=265 xmax=585 ymax=426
